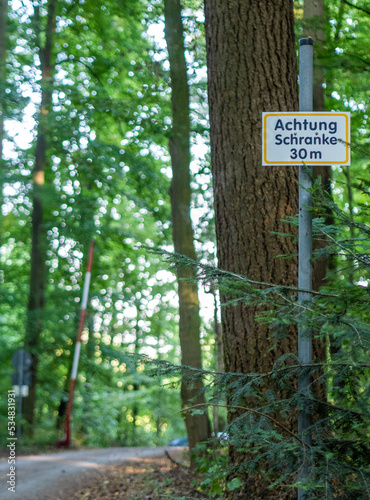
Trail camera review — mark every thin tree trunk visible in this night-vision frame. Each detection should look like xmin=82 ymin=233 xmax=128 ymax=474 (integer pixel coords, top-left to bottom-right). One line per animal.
xmin=132 ymin=304 xmax=141 ymax=444
xmin=163 ymin=0 xmax=211 ymax=464
xmin=0 ymin=0 xmax=7 ymax=256
xmin=303 ymin=0 xmax=325 ymax=112
xmin=0 ymin=0 xmax=6 ymax=161
xmin=334 ymin=1 xmax=346 ymax=42
xmin=156 ymin=327 xmax=164 ymax=438
xmin=23 ymin=0 xmax=57 ymax=429
xmin=205 ymin=1 xmax=301 ymax=497
xmin=304 ymin=0 xmax=333 ymax=291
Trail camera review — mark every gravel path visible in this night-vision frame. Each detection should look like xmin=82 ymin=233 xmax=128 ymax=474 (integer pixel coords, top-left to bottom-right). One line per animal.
xmin=0 ymin=446 xmax=169 ymax=499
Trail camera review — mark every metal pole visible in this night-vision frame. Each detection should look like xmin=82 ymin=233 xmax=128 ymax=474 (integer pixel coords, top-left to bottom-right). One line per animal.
xmin=16 ymin=350 xmax=24 ymax=439
xmin=63 ymin=240 xmax=94 ymax=447
xmin=298 ymin=38 xmax=313 ymax=500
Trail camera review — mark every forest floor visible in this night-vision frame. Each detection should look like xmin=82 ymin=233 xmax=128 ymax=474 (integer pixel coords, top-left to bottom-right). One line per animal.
xmin=69 ymin=450 xmax=209 ymax=500
xmin=0 ymin=447 xmax=212 ymax=499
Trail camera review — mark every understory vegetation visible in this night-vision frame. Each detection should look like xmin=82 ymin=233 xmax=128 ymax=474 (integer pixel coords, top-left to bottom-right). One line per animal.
xmin=147 ymin=180 xmax=370 ymax=499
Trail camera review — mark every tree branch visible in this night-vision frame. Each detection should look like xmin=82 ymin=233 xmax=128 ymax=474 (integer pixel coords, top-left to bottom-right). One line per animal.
xmin=341 ymin=0 xmax=370 ymax=16
xmin=164 ymin=450 xmax=191 ymax=471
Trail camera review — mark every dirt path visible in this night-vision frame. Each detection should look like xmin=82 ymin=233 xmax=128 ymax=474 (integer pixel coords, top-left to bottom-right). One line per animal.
xmin=0 ymin=446 xmax=170 ymax=499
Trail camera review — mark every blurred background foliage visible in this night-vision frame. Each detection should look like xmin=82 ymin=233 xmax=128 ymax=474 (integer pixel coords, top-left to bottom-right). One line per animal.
xmin=0 ymin=0 xmax=369 ymax=452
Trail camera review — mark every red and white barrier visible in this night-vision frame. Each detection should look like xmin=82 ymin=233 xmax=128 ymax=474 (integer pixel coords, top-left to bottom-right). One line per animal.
xmin=58 ymin=240 xmax=94 ymax=447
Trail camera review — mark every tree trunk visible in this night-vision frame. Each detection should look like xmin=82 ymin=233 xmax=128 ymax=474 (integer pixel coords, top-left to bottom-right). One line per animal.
xmin=304 ymin=0 xmax=333 ymax=291
xmin=0 ymin=0 xmax=6 ymax=161
xmin=205 ymin=1 xmax=299 ymax=497
xmin=303 ymin=0 xmax=325 ymax=112
xmin=0 ymin=0 xmax=7 ymax=254
xmin=132 ymin=303 xmax=142 ymax=444
xmin=163 ymin=0 xmax=211 ymax=464
xmin=23 ymin=0 xmax=57 ymax=429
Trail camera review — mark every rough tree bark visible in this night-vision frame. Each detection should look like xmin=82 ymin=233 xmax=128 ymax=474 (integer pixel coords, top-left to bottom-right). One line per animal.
xmin=205 ymin=1 xmax=299 ymax=497
xmin=163 ymin=0 xmax=211 ymax=463
xmin=23 ymin=0 xmax=57 ymax=428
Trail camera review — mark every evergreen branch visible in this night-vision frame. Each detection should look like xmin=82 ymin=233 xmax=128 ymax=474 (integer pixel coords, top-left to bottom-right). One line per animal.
xmin=337 ymin=139 xmax=370 ymax=158
xmin=359 ymin=470 xmax=370 ymax=500
xmin=201 ymin=265 xmax=335 ymax=298
xmin=178 ymin=403 xmax=311 ymax=449
xmin=339 ymin=319 xmax=364 ymax=346
xmin=149 ymin=359 xmax=370 ymax=388
xmin=151 ymin=248 xmax=340 ymax=298
xmin=310 ymin=397 xmax=367 ymax=420
xmin=275 ymin=292 xmax=332 ymax=324
xmin=313 ymin=190 xmax=370 ymax=237
xmin=263 ymin=362 xmax=370 ymax=379
xmin=276 ymin=292 xmax=369 ymax=348
xmin=318 ymin=225 xmax=370 ymax=264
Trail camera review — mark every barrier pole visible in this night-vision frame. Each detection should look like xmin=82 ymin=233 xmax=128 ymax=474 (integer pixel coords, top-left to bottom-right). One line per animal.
xmin=63 ymin=240 xmax=94 ymax=447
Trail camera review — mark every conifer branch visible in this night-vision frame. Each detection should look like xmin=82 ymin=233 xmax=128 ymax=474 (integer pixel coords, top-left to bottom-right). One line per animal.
xmin=151 ymin=248 xmax=340 ymax=298
xmin=310 ymin=397 xmax=366 ymax=419
xmin=337 ymin=138 xmax=370 ymax=157
xmin=318 ymin=225 xmax=368 ymax=264
xmin=178 ymin=403 xmax=311 ymax=449
xmin=359 ymin=470 xmax=370 ymax=499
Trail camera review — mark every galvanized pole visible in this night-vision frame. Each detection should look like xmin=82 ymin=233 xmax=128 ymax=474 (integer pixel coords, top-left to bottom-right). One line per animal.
xmin=16 ymin=350 xmax=24 ymax=439
xmin=298 ymin=38 xmax=313 ymax=500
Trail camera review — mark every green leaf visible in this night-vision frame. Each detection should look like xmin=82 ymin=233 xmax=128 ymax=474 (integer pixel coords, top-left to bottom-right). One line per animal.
xmin=227 ymin=478 xmax=243 ymax=491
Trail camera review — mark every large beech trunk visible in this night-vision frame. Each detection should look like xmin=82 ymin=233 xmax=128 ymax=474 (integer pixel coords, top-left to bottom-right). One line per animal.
xmin=163 ymin=0 xmax=211 ymax=463
xmin=205 ymin=1 xmax=299 ymax=497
